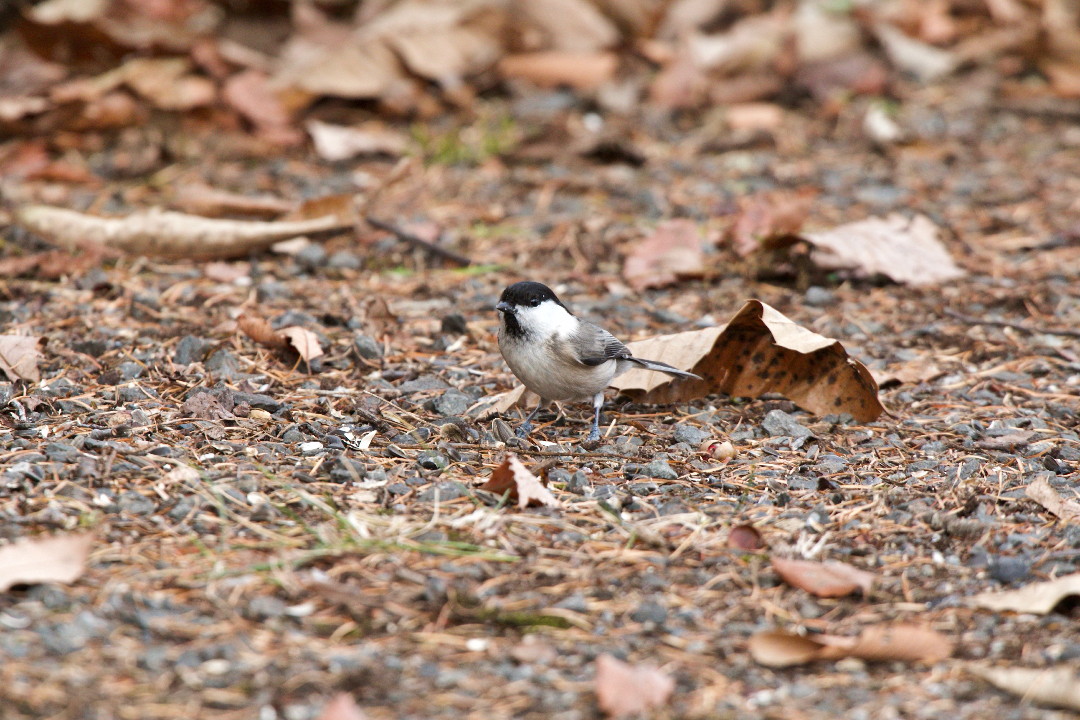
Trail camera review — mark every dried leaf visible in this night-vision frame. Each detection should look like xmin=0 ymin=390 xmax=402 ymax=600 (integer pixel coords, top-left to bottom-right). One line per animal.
xmin=498 ymin=51 xmax=619 ymax=90
xmin=1026 ymin=476 xmax=1080 ymax=522
xmin=594 ymin=654 xmax=675 ymax=718
xmin=874 ymin=23 xmax=957 ymax=82
xmin=479 ymin=454 xmax=560 ymax=509
xmin=306 ymin=120 xmax=408 ymax=161
xmin=223 ymin=70 xmax=302 ymax=144
xmin=749 ymin=624 xmax=952 ymax=668
xmin=730 ymin=190 xmax=815 ymax=257
xmin=611 ymin=300 xmax=884 ymax=422
xmin=728 ymin=524 xmax=765 ymax=551
xmin=0 ymin=533 xmax=94 ymax=592
xmin=279 ymin=326 xmax=325 ymax=363
xmin=519 ymin=0 xmax=619 ymax=52
xmin=771 ymin=557 xmax=875 ymax=598
xmin=237 ymin=314 xmax=290 ymax=351
xmin=0 ymin=335 xmax=43 ymax=383
xmin=623 ymin=219 xmax=705 ymax=291
xmin=15 ymin=205 xmax=352 ymax=260
xmin=970 ymin=572 xmax=1080 ymax=615
xmin=316 ymin=693 xmax=370 ymax=720
xmin=969 ymin=665 xmax=1080 ymax=712
xmin=172 ymin=183 xmax=293 ymax=219
xmin=800 ymin=214 xmax=964 ymax=286
xmin=181 ymin=393 xmax=234 ymax=421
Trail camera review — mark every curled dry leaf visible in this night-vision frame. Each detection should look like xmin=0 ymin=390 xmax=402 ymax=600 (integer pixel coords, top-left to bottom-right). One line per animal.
xmin=623 ymin=219 xmax=705 ymax=292
xmin=594 ymin=654 xmax=675 ymax=719
xmin=316 ymin=692 xmax=370 ymax=720
xmin=14 ymin=205 xmax=353 ymax=260
xmin=611 ymin=300 xmax=884 ymax=422
xmin=171 ymin=183 xmax=293 ymax=219
xmin=970 ymin=572 xmax=1080 ymax=615
xmin=1025 ymin=476 xmax=1080 ymax=523
xmin=727 ymin=524 xmax=766 ymax=551
xmin=479 ymin=454 xmax=560 ymax=509
xmin=969 ymin=664 xmax=1080 ymax=712
xmin=800 ymin=214 xmax=965 ymax=286
xmin=0 ymin=533 xmax=94 ymax=592
xmin=749 ymin=624 xmax=952 ymax=668
xmin=0 ymin=335 xmax=43 ymax=382
xmin=238 ymin=314 xmax=324 ymax=364
xmin=771 ymin=557 xmax=875 ymax=598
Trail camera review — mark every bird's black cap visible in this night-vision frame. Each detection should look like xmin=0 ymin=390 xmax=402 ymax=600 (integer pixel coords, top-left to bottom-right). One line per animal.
xmin=497 ymin=281 xmax=566 ymax=310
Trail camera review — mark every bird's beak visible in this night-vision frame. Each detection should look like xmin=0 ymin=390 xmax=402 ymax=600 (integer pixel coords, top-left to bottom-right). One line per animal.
xmin=495 ymin=301 xmax=514 ymax=314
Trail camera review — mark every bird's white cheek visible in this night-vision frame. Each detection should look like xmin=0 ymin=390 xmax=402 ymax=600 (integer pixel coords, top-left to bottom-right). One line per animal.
xmin=518 ymin=302 xmax=574 ymax=338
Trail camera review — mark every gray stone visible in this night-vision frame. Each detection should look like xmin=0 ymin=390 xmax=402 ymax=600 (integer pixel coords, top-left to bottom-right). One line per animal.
xmin=418 ymin=481 xmax=468 ymax=502
xmin=641 ymin=459 xmax=678 ymax=480
xmin=554 ymin=594 xmax=588 ymax=613
xmin=804 ymin=286 xmax=837 ymax=307
xmin=672 ymin=424 xmax=710 ymax=445
xmin=232 ymin=392 xmax=282 ymax=413
xmin=45 ymin=442 xmax=81 ymax=463
xmin=246 ymin=595 xmax=288 ymax=620
xmin=629 ymin=599 xmax=667 ymax=624
xmin=762 ymin=409 xmax=813 ymax=439
xmin=353 ymin=334 xmax=383 ymax=360
xmin=174 ymin=335 xmax=212 ymax=365
xmin=295 ymin=243 xmax=328 ymax=269
xmin=118 ymin=492 xmax=156 ymax=515
xmin=399 ymin=375 xmax=450 ymax=393
xmin=205 ymin=349 xmax=241 ymax=379
xmin=327 ymin=250 xmax=361 ymax=269
xmin=116 ymin=361 xmax=144 ymax=381
xmin=432 ymin=390 xmax=470 ymax=417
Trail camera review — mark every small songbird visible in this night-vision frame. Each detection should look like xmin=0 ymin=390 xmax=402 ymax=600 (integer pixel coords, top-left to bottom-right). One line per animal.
xmin=495 ymin=281 xmax=701 ymax=442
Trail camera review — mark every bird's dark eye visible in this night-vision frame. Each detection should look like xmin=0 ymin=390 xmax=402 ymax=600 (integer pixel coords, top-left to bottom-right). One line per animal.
xmin=529 ymin=298 xmax=541 ymax=307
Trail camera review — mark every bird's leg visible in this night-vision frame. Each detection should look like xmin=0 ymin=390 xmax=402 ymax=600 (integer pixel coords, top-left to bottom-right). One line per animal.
xmin=517 ymin=399 xmax=546 ymax=438
xmin=587 ymin=392 xmax=604 ymax=442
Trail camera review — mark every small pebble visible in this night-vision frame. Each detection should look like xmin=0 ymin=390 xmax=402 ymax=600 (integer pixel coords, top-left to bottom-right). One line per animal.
xmin=762 ymin=409 xmax=813 ymax=439
xmin=641 ymin=459 xmax=678 ymax=480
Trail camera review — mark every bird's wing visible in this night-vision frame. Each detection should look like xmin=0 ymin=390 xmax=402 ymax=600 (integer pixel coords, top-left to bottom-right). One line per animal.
xmin=572 ymin=322 xmax=631 ymax=366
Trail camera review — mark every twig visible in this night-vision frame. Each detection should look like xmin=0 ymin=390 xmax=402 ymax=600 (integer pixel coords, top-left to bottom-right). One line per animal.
xmin=943 ymin=309 xmax=1080 ymax=339
xmin=366 ymin=216 xmax=471 ymax=266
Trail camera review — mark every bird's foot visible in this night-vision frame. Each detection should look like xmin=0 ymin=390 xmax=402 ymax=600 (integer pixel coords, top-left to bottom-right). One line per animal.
xmin=585 ymin=427 xmax=600 ymax=443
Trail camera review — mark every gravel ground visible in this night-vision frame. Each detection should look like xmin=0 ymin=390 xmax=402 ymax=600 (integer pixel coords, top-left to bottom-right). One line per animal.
xmin=1 ymin=87 xmax=1079 ymax=719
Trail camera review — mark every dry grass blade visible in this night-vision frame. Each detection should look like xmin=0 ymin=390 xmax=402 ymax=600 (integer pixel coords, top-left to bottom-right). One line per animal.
xmin=14 ymin=205 xmax=353 ymax=259
xmin=0 ymin=533 xmax=94 ymax=592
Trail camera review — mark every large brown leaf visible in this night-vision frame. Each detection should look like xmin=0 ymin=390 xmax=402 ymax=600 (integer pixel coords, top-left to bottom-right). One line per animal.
xmin=610 ymin=300 xmax=884 ymax=422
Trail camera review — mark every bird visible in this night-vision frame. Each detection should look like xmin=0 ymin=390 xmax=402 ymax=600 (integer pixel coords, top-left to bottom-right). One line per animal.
xmin=495 ymin=281 xmax=701 ymax=442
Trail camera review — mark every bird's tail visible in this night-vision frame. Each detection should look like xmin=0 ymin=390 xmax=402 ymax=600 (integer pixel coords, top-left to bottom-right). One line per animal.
xmin=627 ymin=357 xmax=702 ymax=380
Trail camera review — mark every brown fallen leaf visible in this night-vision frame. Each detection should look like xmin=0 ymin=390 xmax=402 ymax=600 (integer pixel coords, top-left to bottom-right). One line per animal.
xmin=14 ymin=205 xmax=352 ymax=260
xmin=969 ymin=665 xmax=1080 ymax=712
xmin=1025 ymin=476 xmax=1080 ymax=523
xmin=611 ymin=300 xmax=884 ymax=422
xmin=279 ymin=326 xmax=325 ymax=364
xmin=800 ymin=214 xmax=965 ymax=286
xmin=970 ymin=572 xmax=1080 ymax=615
xmin=749 ymin=624 xmax=952 ymax=668
xmin=772 ymin=557 xmax=875 ymax=597
xmin=181 ymin=392 xmax=234 ymax=421
xmin=238 ymin=314 xmax=324 ymax=365
xmin=0 ymin=533 xmax=94 ymax=592
xmin=730 ymin=189 xmax=816 ymax=257
xmin=306 ymin=120 xmax=409 ymax=162
xmin=480 ymin=455 xmax=560 ymax=509
xmin=594 ymin=653 xmax=675 ymax=719
xmin=0 ymin=335 xmax=43 ymax=383
xmin=728 ymin=524 xmax=766 ymax=551
xmin=498 ymin=51 xmax=619 ymax=90
xmin=171 ymin=183 xmax=293 ymax=219
xmin=315 ymin=693 xmax=370 ymax=720
xmin=623 ymin=219 xmax=705 ymax=292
